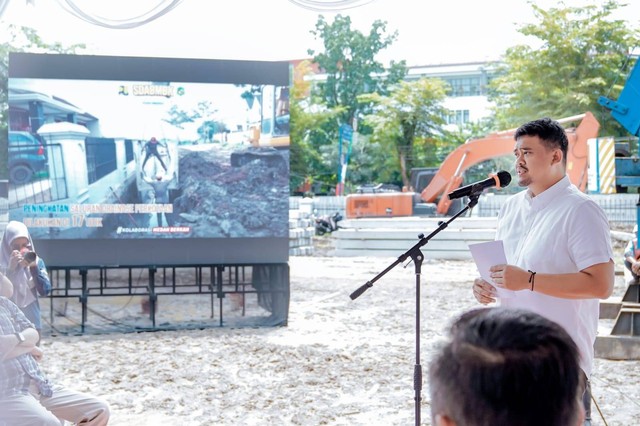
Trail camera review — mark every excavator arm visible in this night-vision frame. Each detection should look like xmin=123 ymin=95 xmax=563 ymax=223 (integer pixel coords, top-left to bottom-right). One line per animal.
xmin=421 ymin=112 xmax=600 ymax=214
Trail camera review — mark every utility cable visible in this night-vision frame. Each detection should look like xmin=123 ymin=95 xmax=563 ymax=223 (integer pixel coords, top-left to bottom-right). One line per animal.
xmin=53 ymin=0 xmax=183 ymax=29
xmin=287 ymin=0 xmax=377 ymax=12
xmin=592 ymin=394 xmax=609 ymax=426
xmin=0 ymin=0 xmax=10 ymax=19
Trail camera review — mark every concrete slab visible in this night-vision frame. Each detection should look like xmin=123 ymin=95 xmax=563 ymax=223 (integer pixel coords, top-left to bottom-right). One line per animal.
xmin=600 ymin=297 xmax=622 ymax=319
xmin=341 ymin=216 xmax=498 ymax=230
xmin=333 ymin=217 xmax=497 ymax=258
xmin=595 ymin=335 xmax=640 ymax=360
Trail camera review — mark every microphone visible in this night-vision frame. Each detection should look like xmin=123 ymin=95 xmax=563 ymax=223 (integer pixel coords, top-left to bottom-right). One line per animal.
xmin=448 ymin=170 xmax=512 ymax=200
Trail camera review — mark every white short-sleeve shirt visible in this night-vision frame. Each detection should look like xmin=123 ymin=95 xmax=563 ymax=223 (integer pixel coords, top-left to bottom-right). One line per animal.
xmin=496 ymin=175 xmax=613 ymax=377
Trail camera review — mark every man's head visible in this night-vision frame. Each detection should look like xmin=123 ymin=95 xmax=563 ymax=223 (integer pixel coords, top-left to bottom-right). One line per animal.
xmin=150 ymin=136 xmax=157 ymax=142
xmin=429 ymin=307 xmax=583 ymax=426
xmin=155 ymin=173 xmax=163 ymax=181
xmin=513 ymin=117 xmax=568 ymax=195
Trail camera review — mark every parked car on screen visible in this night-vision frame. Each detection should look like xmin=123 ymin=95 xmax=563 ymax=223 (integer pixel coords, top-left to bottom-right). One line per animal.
xmin=9 ymin=131 xmax=48 ymax=184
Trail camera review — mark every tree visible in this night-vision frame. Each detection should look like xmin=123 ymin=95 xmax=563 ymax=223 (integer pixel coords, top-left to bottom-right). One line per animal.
xmin=163 ymin=104 xmax=203 ymax=129
xmin=489 ymin=0 xmax=640 ymax=135
xmin=359 ymin=78 xmax=449 ymax=189
xmin=290 ymin=60 xmax=343 ymax=193
xmin=198 ymin=120 xmax=228 ymax=143
xmin=300 ymin=15 xmax=407 ymax=192
xmin=308 ymin=14 xmax=406 ymax=128
xmin=1 ymin=24 xmax=85 ymax=178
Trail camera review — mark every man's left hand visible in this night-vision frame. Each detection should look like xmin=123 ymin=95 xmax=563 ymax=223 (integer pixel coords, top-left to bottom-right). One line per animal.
xmin=30 ymin=346 xmax=44 ymax=362
xmin=490 ymin=264 xmax=530 ymax=291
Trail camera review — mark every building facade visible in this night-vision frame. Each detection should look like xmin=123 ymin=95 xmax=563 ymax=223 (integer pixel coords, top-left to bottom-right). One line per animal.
xmin=406 ymin=61 xmax=496 ymax=128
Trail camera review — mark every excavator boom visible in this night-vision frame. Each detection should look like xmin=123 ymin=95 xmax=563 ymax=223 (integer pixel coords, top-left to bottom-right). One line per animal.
xmin=421 ymin=112 xmax=600 ymax=214
xmin=345 ymin=112 xmax=600 ymax=219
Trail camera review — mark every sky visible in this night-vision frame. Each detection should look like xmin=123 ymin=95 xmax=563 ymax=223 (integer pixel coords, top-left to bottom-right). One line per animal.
xmin=2 ymin=0 xmax=639 ymax=67
xmin=11 ymin=77 xmax=259 ymax=139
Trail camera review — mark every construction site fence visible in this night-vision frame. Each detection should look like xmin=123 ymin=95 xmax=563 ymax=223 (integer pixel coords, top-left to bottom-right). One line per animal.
xmin=289 ymin=193 xmax=639 ymax=225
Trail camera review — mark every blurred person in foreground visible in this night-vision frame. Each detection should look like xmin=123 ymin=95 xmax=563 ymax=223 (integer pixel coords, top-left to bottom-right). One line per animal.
xmin=429 ymin=307 xmax=584 ymax=426
xmin=0 ymin=280 xmax=110 ymax=425
xmin=471 ymin=117 xmax=614 ymax=425
xmin=0 ymin=221 xmax=51 ymax=337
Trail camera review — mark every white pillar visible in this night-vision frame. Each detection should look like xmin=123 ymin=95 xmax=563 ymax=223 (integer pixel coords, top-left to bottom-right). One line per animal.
xmin=37 ymin=122 xmax=90 ymax=202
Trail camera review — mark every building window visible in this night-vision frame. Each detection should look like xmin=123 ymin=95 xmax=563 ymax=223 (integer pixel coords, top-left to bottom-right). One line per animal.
xmin=124 ymin=139 xmax=134 ymax=163
xmin=444 ymin=76 xmax=487 ymax=97
xmin=85 ymin=137 xmax=117 ymax=184
xmin=446 ymin=110 xmax=470 ymax=126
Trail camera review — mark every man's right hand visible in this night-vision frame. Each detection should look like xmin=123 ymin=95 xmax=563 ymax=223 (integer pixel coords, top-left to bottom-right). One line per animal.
xmin=9 ymin=250 xmax=22 ymax=271
xmin=473 ymin=277 xmax=497 ymax=305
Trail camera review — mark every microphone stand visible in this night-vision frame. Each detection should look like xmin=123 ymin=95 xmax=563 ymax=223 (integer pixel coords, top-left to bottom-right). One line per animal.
xmin=350 ymin=190 xmax=481 ymax=426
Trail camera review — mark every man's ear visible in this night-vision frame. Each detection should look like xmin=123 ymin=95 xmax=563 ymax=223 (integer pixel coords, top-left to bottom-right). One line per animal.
xmin=551 ymin=148 xmax=563 ymax=165
xmin=434 ymin=414 xmax=456 ymax=426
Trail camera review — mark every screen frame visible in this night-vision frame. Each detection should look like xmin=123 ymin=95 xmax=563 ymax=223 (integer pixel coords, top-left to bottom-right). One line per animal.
xmin=7 ymin=52 xmax=291 ymax=267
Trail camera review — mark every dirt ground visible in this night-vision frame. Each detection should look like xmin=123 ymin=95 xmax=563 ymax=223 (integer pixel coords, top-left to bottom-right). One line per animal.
xmin=33 ymin=235 xmax=640 ymax=426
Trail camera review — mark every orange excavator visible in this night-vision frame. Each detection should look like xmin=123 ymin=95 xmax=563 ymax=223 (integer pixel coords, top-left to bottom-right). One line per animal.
xmin=345 ymin=112 xmax=600 ymax=218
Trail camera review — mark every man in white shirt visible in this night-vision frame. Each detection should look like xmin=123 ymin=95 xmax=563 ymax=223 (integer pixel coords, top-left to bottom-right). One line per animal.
xmin=472 ymin=117 xmax=614 ymax=426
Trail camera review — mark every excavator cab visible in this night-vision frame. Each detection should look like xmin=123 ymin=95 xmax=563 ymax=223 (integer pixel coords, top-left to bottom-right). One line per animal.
xmin=230 ymin=85 xmax=290 ymax=168
xmin=345 ymin=112 xmax=601 ymax=218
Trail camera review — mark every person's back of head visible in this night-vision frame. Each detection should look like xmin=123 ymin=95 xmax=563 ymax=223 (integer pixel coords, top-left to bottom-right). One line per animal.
xmin=429 ymin=307 xmax=583 ymax=426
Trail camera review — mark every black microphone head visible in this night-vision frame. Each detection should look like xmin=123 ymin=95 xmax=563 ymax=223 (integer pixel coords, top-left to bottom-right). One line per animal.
xmin=497 ymin=170 xmax=512 ymax=187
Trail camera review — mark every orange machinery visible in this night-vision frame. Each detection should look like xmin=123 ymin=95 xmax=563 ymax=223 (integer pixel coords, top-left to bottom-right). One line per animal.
xmin=346 ymin=112 xmax=600 ymax=218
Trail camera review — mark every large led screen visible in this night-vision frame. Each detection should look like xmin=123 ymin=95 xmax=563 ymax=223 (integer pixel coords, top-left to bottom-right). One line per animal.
xmin=7 ymin=53 xmax=290 ymax=266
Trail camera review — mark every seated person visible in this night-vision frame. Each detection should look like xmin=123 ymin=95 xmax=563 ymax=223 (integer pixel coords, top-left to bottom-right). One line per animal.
xmin=429 ymin=307 xmax=584 ymax=426
xmin=624 ymin=225 xmax=640 ymax=283
xmin=0 ymin=272 xmax=12 ymax=298
xmin=0 ymin=220 xmax=52 ymax=336
xmin=0 ymin=289 xmax=110 ymax=425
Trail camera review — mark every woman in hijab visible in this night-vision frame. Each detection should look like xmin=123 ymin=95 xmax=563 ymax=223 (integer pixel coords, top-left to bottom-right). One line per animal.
xmin=0 ymin=220 xmax=51 ymax=334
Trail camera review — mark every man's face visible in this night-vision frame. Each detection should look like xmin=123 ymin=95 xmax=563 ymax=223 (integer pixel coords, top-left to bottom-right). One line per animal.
xmin=513 ymin=135 xmax=559 ymax=191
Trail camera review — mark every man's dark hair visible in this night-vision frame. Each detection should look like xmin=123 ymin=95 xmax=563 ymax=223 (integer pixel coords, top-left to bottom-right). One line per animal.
xmin=514 ymin=117 xmax=569 ymax=165
xmin=429 ymin=307 xmax=582 ymax=426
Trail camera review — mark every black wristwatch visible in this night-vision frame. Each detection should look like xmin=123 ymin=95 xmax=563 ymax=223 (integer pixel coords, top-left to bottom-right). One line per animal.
xmin=15 ymin=332 xmax=25 ymax=345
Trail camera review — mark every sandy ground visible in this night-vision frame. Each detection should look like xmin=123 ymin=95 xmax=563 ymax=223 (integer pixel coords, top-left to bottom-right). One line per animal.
xmin=33 ymin=248 xmax=640 ymax=425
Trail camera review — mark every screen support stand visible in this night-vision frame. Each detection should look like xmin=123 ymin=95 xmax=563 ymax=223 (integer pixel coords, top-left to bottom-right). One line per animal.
xmin=349 ymin=192 xmax=480 ymax=426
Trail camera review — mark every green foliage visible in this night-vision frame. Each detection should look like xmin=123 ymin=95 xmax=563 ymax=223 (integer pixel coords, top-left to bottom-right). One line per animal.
xmin=291 ymin=15 xmax=408 ymax=193
xmin=489 ymin=0 xmax=640 ymax=136
xmin=1 ymin=24 xmax=85 ymax=128
xmin=307 ymin=14 xmax=407 ymax=127
xmin=0 ymin=24 xmax=85 ymax=179
xmin=163 ymin=104 xmax=202 ymax=129
xmin=239 ymin=86 xmax=261 ymax=110
xmin=290 ymin=101 xmax=343 ymax=193
xmin=197 ymin=120 xmax=228 ymax=143
xmin=162 ymin=101 xmax=230 ymax=143
xmin=359 ymin=78 xmax=449 ymax=189
xmin=289 ymin=60 xmax=344 ymax=193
